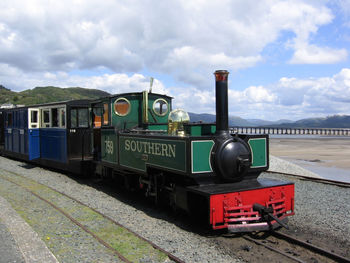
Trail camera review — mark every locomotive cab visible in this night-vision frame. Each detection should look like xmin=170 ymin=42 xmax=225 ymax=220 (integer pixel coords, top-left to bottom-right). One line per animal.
xmin=110 ymin=92 xmax=172 ymax=130
xmin=91 ymin=92 xmax=172 ymax=130
xmin=91 ymin=91 xmax=173 ymax=163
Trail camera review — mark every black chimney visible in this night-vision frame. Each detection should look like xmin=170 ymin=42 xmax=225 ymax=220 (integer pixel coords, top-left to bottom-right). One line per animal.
xmin=214 ymin=70 xmax=229 ymax=136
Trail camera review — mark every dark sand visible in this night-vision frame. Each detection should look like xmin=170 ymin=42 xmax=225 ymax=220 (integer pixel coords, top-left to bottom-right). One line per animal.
xmin=270 ymin=137 xmax=350 ymax=182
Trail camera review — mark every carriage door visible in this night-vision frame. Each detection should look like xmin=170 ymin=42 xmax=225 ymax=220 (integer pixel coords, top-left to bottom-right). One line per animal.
xmin=28 ymin=108 xmax=40 ymax=160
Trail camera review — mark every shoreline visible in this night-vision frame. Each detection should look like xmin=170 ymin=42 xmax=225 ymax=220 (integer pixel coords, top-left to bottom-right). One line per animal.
xmin=269 ymin=137 xmax=350 ymax=182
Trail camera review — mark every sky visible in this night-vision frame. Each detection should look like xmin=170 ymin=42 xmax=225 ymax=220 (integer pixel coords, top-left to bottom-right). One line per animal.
xmin=1 ymin=0 xmax=350 ymax=121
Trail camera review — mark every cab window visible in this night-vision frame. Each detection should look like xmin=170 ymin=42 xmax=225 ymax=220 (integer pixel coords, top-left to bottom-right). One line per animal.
xmin=153 ymin=98 xmax=168 ymax=116
xmin=114 ymin=98 xmax=130 ymax=116
xmin=103 ymin=103 xmax=109 ymax=126
xmin=93 ymin=107 xmax=102 ymax=128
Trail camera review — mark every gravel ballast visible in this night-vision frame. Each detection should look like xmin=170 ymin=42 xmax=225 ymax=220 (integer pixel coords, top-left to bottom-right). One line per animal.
xmin=261 ymin=172 xmax=350 ymax=258
xmin=0 ymin=157 xmax=239 ymax=263
xmin=1 ymin=155 xmax=349 ymax=261
xmin=265 ymin=157 xmax=350 ymax=257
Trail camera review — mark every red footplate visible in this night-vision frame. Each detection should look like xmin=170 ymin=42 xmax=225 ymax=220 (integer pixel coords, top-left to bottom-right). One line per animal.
xmin=210 ymin=184 xmax=294 ymax=232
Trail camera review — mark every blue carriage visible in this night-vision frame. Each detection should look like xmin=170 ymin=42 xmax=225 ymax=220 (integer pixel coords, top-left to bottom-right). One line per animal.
xmin=2 ymin=100 xmax=92 ymax=174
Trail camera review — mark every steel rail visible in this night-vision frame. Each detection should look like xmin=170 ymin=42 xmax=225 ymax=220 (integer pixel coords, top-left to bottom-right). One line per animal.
xmin=242 ymin=235 xmax=306 ymax=263
xmin=266 ymin=171 xmax=350 ymax=188
xmin=1 ymin=169 xmax=185 ymax=263
xmin=272 ymin=231 xmax=350 ymax=263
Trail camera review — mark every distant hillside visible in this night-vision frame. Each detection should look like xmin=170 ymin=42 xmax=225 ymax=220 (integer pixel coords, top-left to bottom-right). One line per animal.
xmin=189 ymin=112 xmax=254 ymax=126
xmin=189 ymin=112 xmax=350 ymax=128
xmin=0 ymin=85 xmax=10 ymax=91
xmin=272 ymin=115 xmax=350 ymax=128
xmin=0 ymin=84 xmax=14 ymax=104
xmin=0 ymin=85 xmax=110 ymax=105
xmin=188 ymin=113 xmax=216 ymax=123
xmin=189 ymin=112 xmax=292 ymax=127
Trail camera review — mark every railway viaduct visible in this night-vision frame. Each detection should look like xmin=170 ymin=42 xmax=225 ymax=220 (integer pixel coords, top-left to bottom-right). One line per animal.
xmin=231 ymin=127 xmax=350 ymax=136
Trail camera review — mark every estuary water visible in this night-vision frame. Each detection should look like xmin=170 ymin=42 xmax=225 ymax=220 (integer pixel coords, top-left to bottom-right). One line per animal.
xmin=286 ymin=158 xmax=350 ymax=183
xmin=269 ymin=135 xmax=350 ymax=183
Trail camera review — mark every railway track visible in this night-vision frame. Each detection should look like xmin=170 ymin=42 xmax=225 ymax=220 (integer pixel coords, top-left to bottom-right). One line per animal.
xmin=1 ymin=162 xmax=348 ymax=263
xmin=266 ymin=170 xmax=350 ymax=188
xmin=242 ymin=231 xmax=350 ymax=263
xmin=243 ymin=231 xmax=350 ymax=263
xmin=0 ymin=169 xmax=184 ymax=263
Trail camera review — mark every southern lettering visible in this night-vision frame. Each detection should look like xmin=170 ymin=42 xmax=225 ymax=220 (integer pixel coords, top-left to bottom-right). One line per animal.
xmin=125 ymin=139 xmax=176 ymax=158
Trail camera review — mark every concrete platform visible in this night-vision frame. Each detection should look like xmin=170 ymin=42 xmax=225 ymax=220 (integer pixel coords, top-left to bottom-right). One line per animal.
xmin=0 ymin=220 xmax=24 ymax=263
xmin=0 ymin=196 xmax=58 ymax=263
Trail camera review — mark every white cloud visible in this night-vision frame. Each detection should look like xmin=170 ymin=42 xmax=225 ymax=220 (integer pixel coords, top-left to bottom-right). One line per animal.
xmin=334 ymin=0 xmax=350 ymax=27
xmin=243 ymin=86 xmax=277 ymax=103
xmin=279 ymin=1 xmax=349 ymax=64
xmin=289 ymin=44 xmax=348 ymax=64
xmin=0 ymin=0 xmax=347 ymax=89
xmin=209 ymin=68 xmax=350 ymax=120
xmin=1 ymin=0 xmax=350 ymax=120
xmin=263 ymin=68 xmax=350 ymax=119
xmin=170 ymin=87 xmax=216 ymax=113
xmin=0 ymin=63 xmax=167 ymax=95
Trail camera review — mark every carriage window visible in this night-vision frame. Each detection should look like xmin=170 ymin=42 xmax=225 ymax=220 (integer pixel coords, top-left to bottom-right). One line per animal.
xmin=71 ymin=109 xmax=77 ymax=128
xmin=103 ymin=103 xmax=109 ymax=125
xmin=42 ymin=109 xmax=50 ymax=127
xmin=78 ymin=108 xmax=88 ymax=127
xmin=43 ymin=110 xmax=50 ymax=123
xmin=29 ymin=109 xmax=39 ymax=128
xmin=21 ymin=110 xmax=26 ymax=129
xmin=17 ymin=111 xmax=20 ymax=127
xmin=60 ymin=108 xmax=66 ymax=128
xmin=52 ymin=108 xmax=58 ymax=127
xmin=153 ymin=98 xmax=168 ymax=116
xmin=7 ymin=113 xmax=13 ymax=127
xmin=114 ymin=98 xmax=130 ymax=116
xmin=14 ymin=111 xmax=18 ymax=127
xmin=31 ymin=111 xmax=38 ymax=123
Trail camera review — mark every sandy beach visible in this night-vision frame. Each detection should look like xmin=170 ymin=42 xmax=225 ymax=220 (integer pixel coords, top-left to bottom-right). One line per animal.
xmin=269 ymin=137 xmax=350 ymax=182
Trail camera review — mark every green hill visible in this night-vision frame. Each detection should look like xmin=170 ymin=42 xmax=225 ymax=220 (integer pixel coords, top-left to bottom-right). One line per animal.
xmin=0 ymin=85 xmax=110 ymax=105
xmin=273 ymin=115 xmax=350 ymax=128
